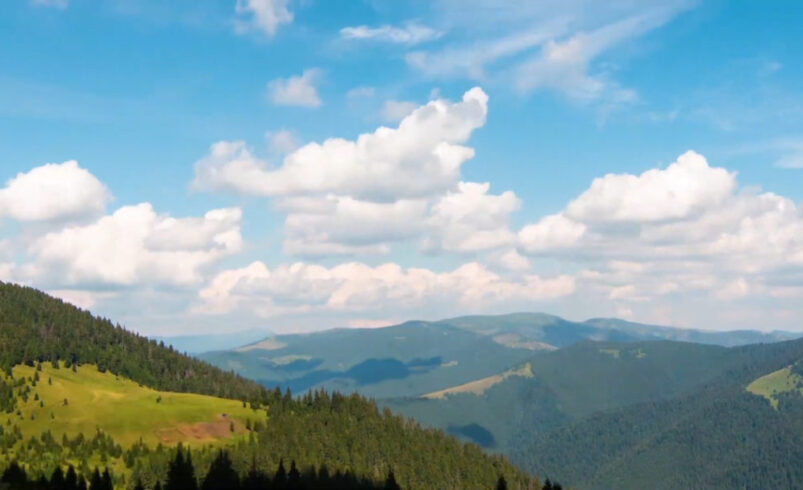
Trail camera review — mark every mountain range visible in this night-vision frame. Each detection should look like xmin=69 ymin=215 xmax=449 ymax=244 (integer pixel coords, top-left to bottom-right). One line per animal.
xmin=198 ymin=312 xmax=803 ymax=489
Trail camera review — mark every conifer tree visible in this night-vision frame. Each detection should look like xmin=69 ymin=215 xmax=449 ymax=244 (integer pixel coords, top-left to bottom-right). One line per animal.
xmin=65 ymin=465 xmax=78 ymax=490
xmin=201 ymin=450 xmax=240 ymax=490
xmin=166 ymin=446 xmax=198 ymax=490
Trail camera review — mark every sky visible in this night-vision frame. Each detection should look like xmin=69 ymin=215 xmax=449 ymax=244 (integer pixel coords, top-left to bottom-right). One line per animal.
xmin=1 ymin=0 xmax=803 ymax=335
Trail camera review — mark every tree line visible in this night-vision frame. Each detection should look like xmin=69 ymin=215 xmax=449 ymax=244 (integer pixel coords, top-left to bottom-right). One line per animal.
xmin=2 ymin=447 xmax=564 ymax=490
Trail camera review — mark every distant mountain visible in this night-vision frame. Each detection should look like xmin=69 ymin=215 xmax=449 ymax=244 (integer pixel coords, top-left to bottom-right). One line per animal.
xmin=195 ymin=311 xmax=803 ymax=488
xmin=199 ymin=321 xmax=535 ymax=399
xmin=199 ymin=312 xmax=801 ymax=402
xmin=439 ymin=312 xmax=800 ymax=349
xmin=153 ymin=328 xmax=273 ymax=354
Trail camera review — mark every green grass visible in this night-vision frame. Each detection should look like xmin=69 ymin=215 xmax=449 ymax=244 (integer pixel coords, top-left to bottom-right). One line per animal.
xmin=746 ymin=365 xmax=803 ymax=409
xmin=5 ymin=364 xmax=264 ymax=447
xmin=267 ymin=354 xmax=313 ymax=366
xmin=421 ymin=362 xmax=533 ymax=399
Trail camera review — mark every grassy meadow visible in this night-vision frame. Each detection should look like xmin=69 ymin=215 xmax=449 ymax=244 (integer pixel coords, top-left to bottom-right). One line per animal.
xmin=5 ymin=363 xmax=264 ymax=447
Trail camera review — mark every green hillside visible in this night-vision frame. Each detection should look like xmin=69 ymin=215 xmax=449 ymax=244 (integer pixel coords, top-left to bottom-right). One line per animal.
xmin=4 ymin=364 xmax=258 ymax=447
xmin=384 ymin=340 xmax=738 ymax=451
xmin=746 ymin=363 xmax=803 ymax=409
xmin=511 ymin=338 xmax=803 ymax=489
xmin=0 ymin=282 xmax=537 ymax=489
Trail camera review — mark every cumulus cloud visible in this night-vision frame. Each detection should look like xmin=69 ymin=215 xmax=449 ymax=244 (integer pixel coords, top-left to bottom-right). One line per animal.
xmin=196 ymin=260 xmax=575 ymax=318
xmin=566 ymin=151 xmax=736 ymax=223
xmin=26 ymin=204 xmax=242 ymax=287
xmin=519 ymin=213 xmax=586 ymax=253
xmin=425 ymin=182 xmax=520 ymax=252
xmin=192 ymin=88 xmax=521 ymax=258
xmin=517 ymin=150 xmax=803 ymax=314
xmin=0 ymin=161 xmax=111 ymax=222
xmin=234 ymin=0 xmax=292 ymax=37
xmin=280 ymin=196 xmax=428 ymax=257
xmin=194 ymin=87 xmax=488 ymax=201
xmin=340 ymin=23 xmax=443 ymax=44
xmin=267 ymin=69 xmax=322 ymax=108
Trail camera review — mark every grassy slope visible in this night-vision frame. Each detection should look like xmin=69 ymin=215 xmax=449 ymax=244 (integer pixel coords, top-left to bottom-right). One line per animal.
xmin=422 ymin=363 xmax=533 ymax=399
xmin=5 ymin=364 xmax=261 ymax=447
xmin=746 ymin=364 xmax=803 ymax=408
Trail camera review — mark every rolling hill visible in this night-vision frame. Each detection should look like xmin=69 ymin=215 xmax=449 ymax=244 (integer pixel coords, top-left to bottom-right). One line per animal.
xmin=198 ymin=313 xmax=799 ymax=406
xmin=199 ymin=321 xmax=536 ymax=399
xmin=0 ymin=282 xmax=537 ymax=489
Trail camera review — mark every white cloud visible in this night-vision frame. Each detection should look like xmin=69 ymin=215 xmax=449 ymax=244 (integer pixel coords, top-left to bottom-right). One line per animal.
xmin=27 ymin=204 xmax=242 ymax=287
xmin=234 ymin=0 xmax=292 ymax=37
xmin=31 ymin=0 xmax=68 ymax=8
xmin=407 ymin=25 xmax=564 ymax=80
xmin=280 ymin=196 xmax=428 ymax=257
xmin=193 ymin=89 xmax=524 ymax=258
xmin=517 ymin=150 xmax=803 ymax=316
xmin=425 ymin=182 xmax=520 ymax=252
xmin=194 ymin=87 xmax=488 ymax=201
xmin=267 ymin=69 xmax=322 ymax=108
xmin=340 ymin=23 xmax=443 ymax=44
xmin=196 ymin=260 xmax=575 ymax=318
xmin=382 ymin=100 xmax=418 ymax=122
xmin=347 ymin=86 xmax=376 ymax=99
xmin=0 ymin=161 xmax=111 ymax=222
xmin=265 ymin=129 xmax=300 ymax=154
xmin=513 ymin=10 xmax=674 ymax=101
xmin=407 ymin=1 xmax=692 ymax=104
xmin=565 ymin=151 xmax=735 ymax=223
xmin=519 ymin=213 xmax=586 ymax=253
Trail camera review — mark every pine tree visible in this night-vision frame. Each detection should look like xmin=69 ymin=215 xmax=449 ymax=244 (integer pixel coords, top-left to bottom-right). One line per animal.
xmin=383 ymin=469 xmax=401 ymax=490
xmin=50 ymin=467 xmax=66 ymax=489
xmin=65 ymin=465 xmax=79 ymax=490
xmin=288 ymin=461 xmax=301 ymax=487
xmin=166 ymin=446 xmax=198 ymax=490
xmin=101 ymin=468 xmax=113 ymax=490
xmin=201 ymin=450 xmax=240 ymax=490
xmin=1 ymin=462 xmax=27 ymax=490
xmin=274 ymin=459 xmax=288 ymax=489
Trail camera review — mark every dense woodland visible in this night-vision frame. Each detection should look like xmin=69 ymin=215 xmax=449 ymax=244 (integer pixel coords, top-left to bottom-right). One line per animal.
xmin=0 ymin=282 xmax=538 ymax=489
xmin=512 ymin=338 xmax=803 ymax=489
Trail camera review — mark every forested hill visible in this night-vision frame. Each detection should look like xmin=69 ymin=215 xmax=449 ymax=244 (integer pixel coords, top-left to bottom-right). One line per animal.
xmin=0 ymin=282 xmax=267 ymax=403
xmin=0 ymin=282 xmax=537 ymax=489
xmin=512 ymin=337 xmax=803 ymax=489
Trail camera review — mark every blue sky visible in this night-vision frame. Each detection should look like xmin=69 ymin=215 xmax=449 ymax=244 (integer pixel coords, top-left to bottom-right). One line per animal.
xmin=1 ymin=0 xmax=802 ymax=335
